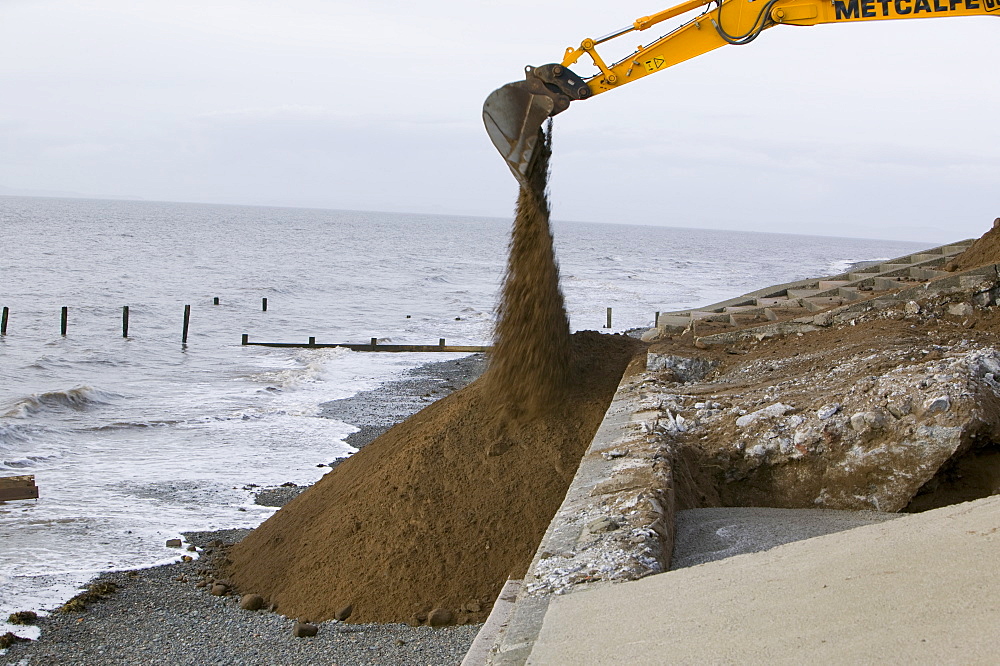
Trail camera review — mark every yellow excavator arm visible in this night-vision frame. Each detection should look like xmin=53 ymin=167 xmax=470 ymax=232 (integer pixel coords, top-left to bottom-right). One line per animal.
xmin=484 ymin=0 xmax=998 ymax=182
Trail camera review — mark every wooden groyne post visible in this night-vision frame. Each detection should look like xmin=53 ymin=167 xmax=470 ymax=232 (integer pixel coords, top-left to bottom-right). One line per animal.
xmin=262 ymin=298 xmax=268 ymax=312
xmin=122 ymin=306 xmax=130 ymax=338
xmin=1 ymin=306 xmax=8 ymax=335
xmin=182 ymin=305 xmax=191 ymax=343
xmin=605 ymin=307 xmax=612 ymax=329
xmin=61 ymin=306 xmax=68 ymax=336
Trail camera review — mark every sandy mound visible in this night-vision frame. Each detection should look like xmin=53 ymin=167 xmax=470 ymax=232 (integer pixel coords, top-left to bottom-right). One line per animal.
xmin=227 ymin=121 xmax=645 ymax=624
xmin=226 ymin=331 xmax=640 ymax=624
xmin=946 ymin=218 xmax=1000 ymax=271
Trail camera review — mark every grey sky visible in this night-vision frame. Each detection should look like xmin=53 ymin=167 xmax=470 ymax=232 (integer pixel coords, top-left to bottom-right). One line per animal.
xmin=1 ymin=0 xmax=996 ymax=242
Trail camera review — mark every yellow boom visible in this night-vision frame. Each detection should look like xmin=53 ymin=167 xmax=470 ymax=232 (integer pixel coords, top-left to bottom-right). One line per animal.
xmin=484 ymin=0 xmax=998 ymax=182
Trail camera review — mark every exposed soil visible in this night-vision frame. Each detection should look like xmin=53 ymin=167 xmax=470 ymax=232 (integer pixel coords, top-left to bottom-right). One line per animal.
xmin=226 ymin=122 xmax=645 ymax=625
xmin=946 ymin=219 xmax=1000 ymax=272
xmin=650 ymin=301 xmax=1000 ymax=513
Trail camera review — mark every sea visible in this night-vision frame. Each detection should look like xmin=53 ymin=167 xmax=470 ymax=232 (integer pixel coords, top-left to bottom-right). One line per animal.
xmin=0 ymin=195 xmax=928 ymax=637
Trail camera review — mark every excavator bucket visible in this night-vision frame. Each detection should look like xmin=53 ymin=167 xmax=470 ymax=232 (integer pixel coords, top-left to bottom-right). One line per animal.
xmin=483 ymin=64 xmax=591 ymax=184
xmin=483 ymin=82 xmax=556 ymax=184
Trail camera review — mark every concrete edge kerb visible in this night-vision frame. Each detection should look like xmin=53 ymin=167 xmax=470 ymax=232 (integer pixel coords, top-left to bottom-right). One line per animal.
xmin=474 ymin=368 xmax=675 ymax=666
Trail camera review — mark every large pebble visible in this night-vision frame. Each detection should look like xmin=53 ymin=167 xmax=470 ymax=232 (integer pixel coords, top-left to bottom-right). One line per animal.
xmin=736 ymin=402 xmax=793 ymax=428
xmin=428 ymin=608 xmax=453 ymax=627
xmin=240 ymin=594 xmax=265 ymax=611
xmin=816 ymin=403 xmax=840 ymax=420
xmin=923 ymin=395 xmax=951 ymax=414
xmin=292 ymin=622 xmax=318 ymax=637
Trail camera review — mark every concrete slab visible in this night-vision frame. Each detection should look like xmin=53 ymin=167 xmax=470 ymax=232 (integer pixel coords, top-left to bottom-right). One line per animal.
xmin=670 ymin=507 xmax=900 ymax=570
xmin=528 ymin=496 xmax=1000 ymax=665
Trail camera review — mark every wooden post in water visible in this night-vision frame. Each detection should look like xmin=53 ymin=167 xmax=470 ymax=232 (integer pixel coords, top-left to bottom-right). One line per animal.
xmin=61 ymin=307 xmax=68 ymax=336
xmin=213 ymin=297 xmax=220 ymax=305
xmin=439 ymin=338 xmax=445 ymax=349
xmin=370 ymin=337 xmax=378 ymax=348
xmin=309 ymin=336 xmax=316 ymax=346
xmin=242 ymin=333 xmax=249 ymax=346
xmin=605 ymin=307 xmax=612 ymax=329
xmin=262 ymin=298 xmax=268 ymax=312
xmin=1 ymin=306 xmax=8 ymax=336
xmin=655 ymin=311 xmax=660 ymax=327
xmin=182 ymin=305 xmax=191 ymax=343
xmin=122 ymin=306 xmax=130 ymax=338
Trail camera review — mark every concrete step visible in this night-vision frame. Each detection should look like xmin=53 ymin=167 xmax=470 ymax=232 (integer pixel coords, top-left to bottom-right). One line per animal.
xmin=906 ymin=253 xmax=944 ymax=264
xmin=722 ymin=305 xmax=763 ymax=314
xmin=803 ymin=296 xmax=845 ymax=312
xmin=756 ymin=297 xmax=803 ymax=308
xmin=876 ymin=263 xmax=913 ymax=274
xmin=764 ymin=306 xmax=812 ymax=321
xmin=960 ymin=274 xmax=996 ymax=289
xmin=941 ymin=243 xmax=973 ymax=255
xmin=818 ymin=280 xmax=851 ymax=290
xmin=729 ymin=313 xmax=769 ymax=327
xmin=690 ymin=311 xmax=730 ymax=322
xmin=837 ymin=286 xmax=863 ymax=301
xmin=658 ymin=315 xmax=693 ymax=329
xmin=848 ymin=271 xmax=881 ymax=281
xmin=873 ymin=276 xmax=907 ymax=291
xmin=786 ymin=288 xmax=821 ymax=298
xmin=910 ymin=267 xmax=950 ymax=281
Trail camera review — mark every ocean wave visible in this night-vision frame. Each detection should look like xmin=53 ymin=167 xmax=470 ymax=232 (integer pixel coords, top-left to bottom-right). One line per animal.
xmin=827 ymin=257 xmax=887 ymax=275
xmin=0 ymin=423 xmax=32 ymax=448
xmin=2 ymin=386 xmax=119 ymax=419
xmin=422 ymin=275 xmax=454 ymax=284
xmin=88 ymin=420 xmax=181 ymax=432
xmin=249 ymin=348 xmax=350 ymax=390
xmin=0 ymin=453 xmax=59 ymax=470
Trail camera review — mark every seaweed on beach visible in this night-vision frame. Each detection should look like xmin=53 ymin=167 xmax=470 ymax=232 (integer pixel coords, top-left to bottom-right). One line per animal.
xmin=7 ymin=610 xmax=38 ymax=625
xmin=57 ymin=580 xmax=118 ymax=613
xmin=0 ymin=632 xmax=32 ymax=649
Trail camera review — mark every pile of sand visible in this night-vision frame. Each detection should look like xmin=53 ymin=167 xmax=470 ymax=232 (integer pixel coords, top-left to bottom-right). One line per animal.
xmin=227 ymin=121 xmax=643 ymax=624
xmin=946 ymin=218 xmax=1000 ymax=272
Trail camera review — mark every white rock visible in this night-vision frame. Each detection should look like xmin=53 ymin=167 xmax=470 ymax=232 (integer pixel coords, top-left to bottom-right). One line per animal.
xmin=746 ymin=444 xmax=767 ymax=458
xmin=817 ymin=403 xmax=841 ymax=420
xmin=904 ymin=301 xmax=921 ymax=315
xmin=947 ymin=302 xmax=974 ymax=317
xmin=794 ymin=427 xmax=817 ymax=446
xmin=736 ymin=402 xmax=794 ymax=428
